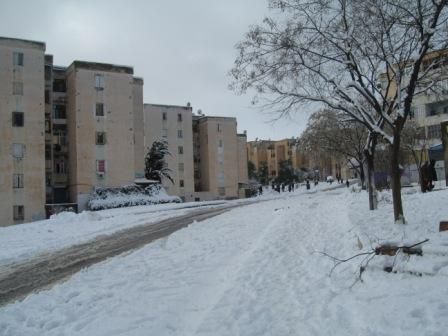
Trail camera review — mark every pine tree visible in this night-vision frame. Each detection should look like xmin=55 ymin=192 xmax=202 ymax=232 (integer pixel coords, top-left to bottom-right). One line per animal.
xmin=144 ymin=140 xmax=174 ymax=184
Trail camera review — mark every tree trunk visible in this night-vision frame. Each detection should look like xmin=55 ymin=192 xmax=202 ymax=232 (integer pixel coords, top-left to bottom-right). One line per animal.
xmin=359 ymin=163 xmax=366 ymax=190
xmin=364 ymin=149 xmax=377 ymax=210
xmin=390 ymin=131 xmax=405 ymax=224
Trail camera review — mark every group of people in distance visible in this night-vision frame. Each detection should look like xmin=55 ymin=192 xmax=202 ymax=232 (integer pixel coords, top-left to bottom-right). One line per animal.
xmin=421 ymin=160 xmax=438 ymax=192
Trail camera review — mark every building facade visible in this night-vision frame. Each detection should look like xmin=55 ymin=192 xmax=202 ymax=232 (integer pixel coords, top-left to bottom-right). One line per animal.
xmin=66 ymin=61 xmax=138 ymax=210
xmin=0 ymin=36 xmax=248 ymax=225
xmin=0 ymin=37 xmax=46 ymax=226
xmin=144 ymin=104 xmax=195 ymax=201
xmin=193 ymin=116 xmax=242 ymax=199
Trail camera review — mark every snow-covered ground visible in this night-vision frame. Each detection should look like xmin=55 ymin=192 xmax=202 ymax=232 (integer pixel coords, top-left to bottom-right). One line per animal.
xmin=0 ymin=182 xmax=337 ymax=267
xmin=1 ymin=184 xmax=448 ymax=335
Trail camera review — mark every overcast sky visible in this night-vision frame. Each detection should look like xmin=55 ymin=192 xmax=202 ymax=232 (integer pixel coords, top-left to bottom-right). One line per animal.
xmin=0 ymin=0 xmax=313 ymax=140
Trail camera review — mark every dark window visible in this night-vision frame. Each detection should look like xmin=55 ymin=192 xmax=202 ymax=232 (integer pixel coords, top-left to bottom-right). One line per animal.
xmin=96 ymin=103 xmax=104 ymax=116
xmin=178 ymin=113 xmax=182 ymax=122
xmin=53 ymin=79 xmax=66 ymax=92
xmin=13 ymin=205 xmax=24 ymax=221
xmin=96 ymin=132 xmax=106 ymax=145
xmin=45 ymin=144 xmax=52 ymax=160
xmin=45 ymin=65 xmax=52 ymax=80
xmin=178 ymin=146 xmax=184 ymax=154
xmin=13 ymin=174 xmax=24 ymax=188
xmin=12 ymin=112 xmax=24 ymax=127
xmin=13 ymin=52 xmax=24 ymax=66
xmin=178 ymin=130 xmax=183 ymax=138
xmin=179 ymin=179 xmax=185 ymax=188
xmin=428 ymin=125 xmax=442 ymax=139
xmin=162 ymin=112 xmax=167 ymax=121
xmin=45 ymin=90 xmax=50 ymax=104
xmin=53 ymin=105 xmax=66 ymax=119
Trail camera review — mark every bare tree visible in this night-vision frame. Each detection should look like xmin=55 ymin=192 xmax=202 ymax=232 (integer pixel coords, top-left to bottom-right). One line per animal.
xmin=301 ymin=109 xmax=367 ymax=188
xmin=231 ymin=0 xmax=448 ymax=223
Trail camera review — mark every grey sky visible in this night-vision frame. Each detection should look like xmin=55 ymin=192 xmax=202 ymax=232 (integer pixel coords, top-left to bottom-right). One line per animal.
xmin=0 ymin=0 xmax=312 ymax=140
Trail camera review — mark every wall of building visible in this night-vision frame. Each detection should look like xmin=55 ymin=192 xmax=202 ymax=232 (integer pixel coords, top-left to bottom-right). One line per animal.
xmin=143 ymin=104 xmax=195 ymax=201
xmin=133 ymin=77 xmax=144 ymax=178
xmin=195 ymin=117 xmax=239 ymax=199
xmin=66 ymin=62 xmax=136 ymax=210
xmin=237 ymin=134 xmax=249 ymax=185
xmin=0 ymin=37 xmax=46 ymax=226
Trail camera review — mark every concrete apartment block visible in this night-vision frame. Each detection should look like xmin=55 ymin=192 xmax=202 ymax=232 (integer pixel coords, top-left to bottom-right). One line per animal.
xmin=144 ymin=104 xmax=195 ymax=201
xmin=66 ymin=61 xmax=136 ymax=210
xmin=193 ymin=116 xmax=240 ymax=199
xmin=0 ymin=37 xmax=46 ymax=226
xmin=132 ymin=77 xmax=144 ymax=178
xmin=237 ymin=133 xmax=249 ymax=187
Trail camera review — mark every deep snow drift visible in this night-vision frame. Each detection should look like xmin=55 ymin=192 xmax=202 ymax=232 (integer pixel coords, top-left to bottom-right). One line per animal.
xmin=1 ymin=184 xmax=447 ymax=335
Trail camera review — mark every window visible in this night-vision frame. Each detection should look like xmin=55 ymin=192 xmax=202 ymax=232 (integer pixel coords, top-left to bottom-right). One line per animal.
xmin=53 ymin=105 xmax=66 ymax=119
xmin=13 ymin=52 xmax=24 ymax=66
xmin=13 ymin=82 xmax=23 ymax=95
xmin=12 ymin=112 xmax=24 ymax=127
xmin=53 ymin=79 xmax=66 ymax=92
xmin=217 ymin=124 xmax=221 ymax=132
xmin=95 ymin=74 xmax=104 ymax=90
xmin=178 ymin=130 xmax=183 ymax=138
xmin=178 ymin=146 xmax=184 ymax=154
xmin=428 ymin=125 xmax=442 ymax=139
xmin=96 ymin=132 xmax=106 ymax=145
xmin=96 ymin=103 xmax=104 ymax=116
xmin=179 ymin=179 xmax=185 ymax=188
xmin=12 ymin=143 xmax=25 ymax=158
xmin=55 ymin=161 xmax=66 ymax=174
xmin=177 ymin=113 xmax=182 ymax=122
xmin=218 ymin=139 xmax=223 ymax=148
xmin=13 ymin=174 xmax=24 ymax=189
xmin=45 ymin=120 xmax=51 ymax=133
xmin=179 ymin=163 xmax=184 ymax=172
xmin=45 ymin=65 xmax=51 ymax=80
xmin=161 ymin=129 xmax=168 ymax=138
xmin=96 ymin=160 xmax=106 ymax=173
xmin=45 ymin=90 xmax=50 ymax=104
xmin=218 ymin=187 xmax=226 ymax=196
xmin=13 ymin=205 xmax=24 ymax=221
xmin=45 ymin=145 xmax=51 ymax=160
xmin=162 ymin=112 xmax=167 ymax=121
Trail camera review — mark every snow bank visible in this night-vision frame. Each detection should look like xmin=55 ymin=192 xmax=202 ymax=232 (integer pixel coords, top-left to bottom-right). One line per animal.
xmin=87 ymin=184 xmax=181 ymax=211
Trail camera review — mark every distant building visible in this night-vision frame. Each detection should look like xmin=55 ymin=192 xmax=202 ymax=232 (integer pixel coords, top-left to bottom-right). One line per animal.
xmin=247 ymin=138 xmax=308 ymax=180
xmin=0 ymin=37 xmax=46 ymax=226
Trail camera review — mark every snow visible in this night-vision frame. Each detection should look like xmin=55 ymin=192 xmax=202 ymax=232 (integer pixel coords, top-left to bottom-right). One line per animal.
xmin=1 ymin=184 xmax=448 ymax=335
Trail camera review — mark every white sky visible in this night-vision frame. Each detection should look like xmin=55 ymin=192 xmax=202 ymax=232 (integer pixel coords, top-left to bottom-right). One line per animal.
xmin=0 ymin=0 xmax=313 ymax=140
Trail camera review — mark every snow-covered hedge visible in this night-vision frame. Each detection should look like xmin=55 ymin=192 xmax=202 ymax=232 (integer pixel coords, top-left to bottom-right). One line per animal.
xmin=87 ymin=184 xmax=181 ymax=211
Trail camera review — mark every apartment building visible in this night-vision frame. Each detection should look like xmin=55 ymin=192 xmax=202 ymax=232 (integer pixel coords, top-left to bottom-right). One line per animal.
xmin=237 ymin=133 xmax=249 ymax=189
xmin=144 ymin=104 xmax=195 ymax=201
xmin=247 ymin=138 xmax=308 ymax=179
xmin=133 ymin=77 xmax=144 ymax=179
xmin=66 ymin=61 xmax=138 ymax=210
xmin=0 ymin=37 xmax=46 ymax=226
xmin=193 ymin=116 xmax=242 ymax=199
xmin=44 ymin=57 xmax=71 ymax=205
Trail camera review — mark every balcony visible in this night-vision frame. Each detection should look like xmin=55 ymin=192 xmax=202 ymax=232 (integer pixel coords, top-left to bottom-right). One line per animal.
xmin=53 ymin=174 xmax=68 ymax=185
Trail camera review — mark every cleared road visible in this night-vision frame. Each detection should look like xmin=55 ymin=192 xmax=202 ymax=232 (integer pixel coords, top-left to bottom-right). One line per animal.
xmin=0 ymin=204 xmax=239 ymax=306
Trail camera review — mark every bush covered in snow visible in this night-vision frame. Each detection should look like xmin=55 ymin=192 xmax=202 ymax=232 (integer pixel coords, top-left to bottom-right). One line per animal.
xmin=87 ymin=184 xmax=181 ymax=211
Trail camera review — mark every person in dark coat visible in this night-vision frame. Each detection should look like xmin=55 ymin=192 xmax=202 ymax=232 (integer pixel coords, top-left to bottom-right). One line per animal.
xmin=429 ymin=160 xmax=437 ymax=191
xmin=258 ymin=185 xmax=263 ymax=195
xmin=421 ymin=161 xmax=429 ymax=192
